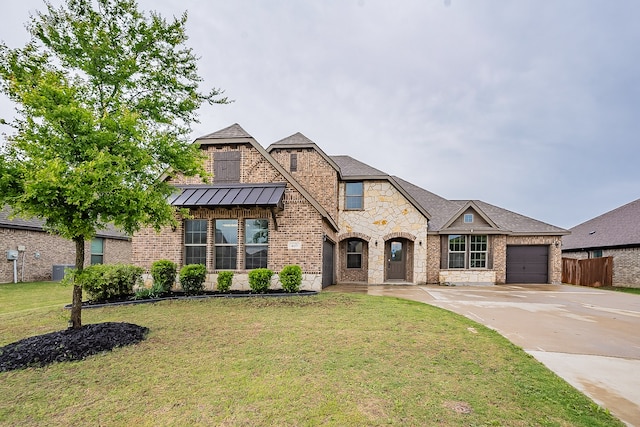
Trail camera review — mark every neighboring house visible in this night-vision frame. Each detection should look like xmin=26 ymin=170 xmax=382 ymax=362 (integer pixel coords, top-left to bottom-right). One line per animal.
xmin=0 ymin=207 xmax=132 ymax=283
xmin=562 ymin=198 xmax=640 ymax=288
xmin=132 ymin=123 xmax=568 ymax=290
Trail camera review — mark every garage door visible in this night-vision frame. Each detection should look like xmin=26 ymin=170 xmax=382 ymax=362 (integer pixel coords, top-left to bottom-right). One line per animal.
xmin=506 ymin=245 xmax=549 ymax=283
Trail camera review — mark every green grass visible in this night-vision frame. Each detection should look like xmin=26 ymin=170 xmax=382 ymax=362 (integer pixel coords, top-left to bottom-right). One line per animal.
xmin=0 ymin=282 xmax=623 ymax=426
xmin=600 ymin=286 xmax=640 ymax=295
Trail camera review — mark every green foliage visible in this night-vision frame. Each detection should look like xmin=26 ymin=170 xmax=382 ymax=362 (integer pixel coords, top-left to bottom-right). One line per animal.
xmin=279 ymin=265 xmax=302 ymax=293
xmin=151 ymin=259 xmax=177 ymax=293
xmin=216 ymin=271 xmax=233 ymax=293
xmin=179 ymin=264 xmax=207 ymax=296
xmin=0 ymin=0 xmax=228 ymax=326
xmin=73 ymin=264 xmax=143 ymax=301
xmin=248 ymin=268 xmax=273 ymax=293
xmin=132 ymin=282 xmax=165 ymax=300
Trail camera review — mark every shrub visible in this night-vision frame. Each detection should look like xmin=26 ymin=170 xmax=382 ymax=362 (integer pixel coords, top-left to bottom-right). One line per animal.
xmin=151 ymin=259 xmax=177 ymax=293
xmin=217 ymin=271 xmax=233 ymax=293
xmin=280 ymin=265 xmax=302 ymax=293
xmin=179 ymin=264 xmax=207 ymax=296
xmin=248 ymin=268 xmax=273 ymax=293
xmin=74 ymin=264 xmax=143 ymax=301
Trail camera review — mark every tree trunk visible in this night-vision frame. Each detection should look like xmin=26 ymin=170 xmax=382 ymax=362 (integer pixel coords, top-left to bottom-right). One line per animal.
xmin=70 ymin=236 xmax=85 ymax=329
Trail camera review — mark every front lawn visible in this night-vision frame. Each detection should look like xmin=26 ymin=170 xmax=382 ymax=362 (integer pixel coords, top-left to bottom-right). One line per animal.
xmin=0 ymin=282 xmax=622 ymax=426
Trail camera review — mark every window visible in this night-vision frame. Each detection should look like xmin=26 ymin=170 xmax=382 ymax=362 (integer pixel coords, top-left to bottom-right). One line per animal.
xmin=214 ymin=151 xmax=240 ymax=183
xmin=464 ymin=213 xmax=474 ymax=223
xmin=185 ymin=220 xmax=207 ymax=265
xmin=90 ymin=238 xmax=104 ymax=265
xmin=245 ymin=219 xmax=268 ymax=269
xmin=290 ymin=153 xmax=297 ymax=172
xmin=448 ymin=234 xmax=488 ymax=269
xmin=448 ymin=235 xmax=466 ymax=268
xmin=215 ymin=219 xmax=238 ymax=269
xmin=346 ymin=239 xmax=363 ymax=268
xmin=592 ymin=249 xmax=603 ymax=258
xmin=470 ymin=235 xmax=487 ymax=268
xmin=345 ymin=182 xmax=364 ymax=210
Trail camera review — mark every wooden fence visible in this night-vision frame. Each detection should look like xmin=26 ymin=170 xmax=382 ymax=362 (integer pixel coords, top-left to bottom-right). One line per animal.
xmin=562 ymin=257 xmax=613 ymax=287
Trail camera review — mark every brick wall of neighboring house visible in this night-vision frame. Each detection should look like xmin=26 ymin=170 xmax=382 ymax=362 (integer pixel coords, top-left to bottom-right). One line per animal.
xmin=563 ymin=247 xmax=640 ymax=287
xmin=337 ymin=180 xmax=428 ymax=284
xmin=270 ymin=148 xmax=339 ymax=220
xmin=1 ymin=227 xmax=131 ymax=283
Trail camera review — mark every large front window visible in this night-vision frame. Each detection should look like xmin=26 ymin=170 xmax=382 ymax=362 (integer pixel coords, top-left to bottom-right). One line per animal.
xmin=185 ymin=220 xmax=207 ymax=265
xmin=448 ymin=235 xmax=488 ymax=269
xmin=245 ymin=219 xmax=268 ymax=269
xmin=215 ymin=219 xmax=238 ymax=269
xmin=345 ymin=182 xmax=364 ymax=210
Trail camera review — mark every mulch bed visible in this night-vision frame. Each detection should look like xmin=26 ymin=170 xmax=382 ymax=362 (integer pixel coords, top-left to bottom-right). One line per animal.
xmin=0 ymin=322 xmax=149 ymax=373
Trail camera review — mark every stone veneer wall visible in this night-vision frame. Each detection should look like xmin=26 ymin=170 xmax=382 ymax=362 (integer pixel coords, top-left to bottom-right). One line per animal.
xmin=1 ymin=227 xmax=131 ymax=283
xmin=337 ymin=181 xmax=428 ymax=284
xmin=439 ymin=270 xmax=497 ymax=286
xmin=563 ymin=247 xmax=640 ymax=288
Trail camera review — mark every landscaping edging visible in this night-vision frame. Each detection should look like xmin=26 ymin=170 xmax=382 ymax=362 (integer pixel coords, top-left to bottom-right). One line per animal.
xmin=64 ymin=290 xmax=319 ymax=309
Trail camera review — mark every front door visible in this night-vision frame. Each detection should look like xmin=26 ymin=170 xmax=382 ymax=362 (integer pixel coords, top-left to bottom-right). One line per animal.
xmin=387 ymin=240 xmax=406 ymax=280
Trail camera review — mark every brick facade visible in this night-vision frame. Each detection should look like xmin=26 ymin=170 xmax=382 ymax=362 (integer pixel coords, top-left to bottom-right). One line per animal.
xmin=1 ymin=227 xmax=131 ymax=283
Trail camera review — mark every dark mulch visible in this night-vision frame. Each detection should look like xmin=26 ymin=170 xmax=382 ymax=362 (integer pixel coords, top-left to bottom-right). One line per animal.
xmin=0 ymin=322 xmax=149 ymax=373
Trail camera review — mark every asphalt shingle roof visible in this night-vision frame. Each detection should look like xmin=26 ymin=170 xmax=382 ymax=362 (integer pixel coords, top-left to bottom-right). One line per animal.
xmin=197 ymin=123 xmax=252 ymax=140
xmin=562 ymin=198 xmax=640 ymax=250
xmin=331 ymin=155 xmax=387 ymax=179
xmin=0 ymin=207 xmax=130 ymax=240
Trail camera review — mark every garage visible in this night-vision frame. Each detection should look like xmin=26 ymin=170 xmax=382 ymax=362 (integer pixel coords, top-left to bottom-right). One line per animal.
xmin=506 ymin=245 xmax=549 ymax=283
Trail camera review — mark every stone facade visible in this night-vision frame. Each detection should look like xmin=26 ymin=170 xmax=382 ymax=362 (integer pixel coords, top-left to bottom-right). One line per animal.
xmin=0 ymin=227 xmax=131 ymax=283
xmin=337 ymin=181 xmax=428 ymax=284
xmin=563 ymin=247 xmax=640 ymax=287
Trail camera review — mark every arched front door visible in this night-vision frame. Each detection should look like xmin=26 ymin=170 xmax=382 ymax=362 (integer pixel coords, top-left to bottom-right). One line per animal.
xmin=386 ymin=239 xmax=406 ymax=281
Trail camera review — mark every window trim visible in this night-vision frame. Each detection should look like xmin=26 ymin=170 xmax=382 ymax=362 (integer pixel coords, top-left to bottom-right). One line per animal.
xmin=447 ymin=234 xmax=488 ymax=269
xmin=346 ymin=239 xmax=363 ymax=269
xmin=90 ymin=237 xmax=104 ymax=265
xmin=214 ymin=219 xmax=238 ymax=270
xmin=244 ymin=218 xmax=269 ymax=269
xmin=184 ymin=219 xmax=208 ymax=266
xmin=345 ymin=182 xmax=364 ymax=210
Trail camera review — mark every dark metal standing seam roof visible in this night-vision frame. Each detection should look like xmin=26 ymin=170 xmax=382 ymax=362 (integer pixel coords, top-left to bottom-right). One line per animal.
xmin=169 ymin=183 xmax=287 ymax=209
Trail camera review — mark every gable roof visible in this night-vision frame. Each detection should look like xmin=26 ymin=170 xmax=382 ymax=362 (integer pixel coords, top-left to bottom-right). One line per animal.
xmin=562 ymin=198 xmax=640 ymax=250
xmin=331 ymin=156 xmax=431 ymax=220
xmin=193 ymin=126 xmax=339 ymax=231
xmin=0 ymin=206 xmax=130 ymax=240
xmin=267 ymin=132 xmax=340 ymax=172
xmin=469 ymin=200 xmax=570 ymax=236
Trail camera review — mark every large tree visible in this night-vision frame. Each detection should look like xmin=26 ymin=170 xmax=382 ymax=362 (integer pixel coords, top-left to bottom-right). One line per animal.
xmin=0 ymin=0 xmax=227 ymax=328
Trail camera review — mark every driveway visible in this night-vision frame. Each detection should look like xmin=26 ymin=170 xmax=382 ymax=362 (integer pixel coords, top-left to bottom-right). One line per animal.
xmin=327 ymin=283 xmax=640 ymax=426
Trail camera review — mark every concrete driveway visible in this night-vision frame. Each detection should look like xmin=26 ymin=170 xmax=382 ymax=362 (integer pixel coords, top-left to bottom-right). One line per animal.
xmin=327 ymin=283 xmax=640 ymax=426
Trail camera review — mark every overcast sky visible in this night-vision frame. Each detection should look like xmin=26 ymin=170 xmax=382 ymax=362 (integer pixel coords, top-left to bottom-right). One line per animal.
xmin=2 ymin=0 xmax=639 ymax=229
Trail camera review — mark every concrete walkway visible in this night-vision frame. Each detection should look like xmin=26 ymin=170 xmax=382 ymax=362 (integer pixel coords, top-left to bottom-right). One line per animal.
xmin=326 ymin=283 xmax=640 ymax=426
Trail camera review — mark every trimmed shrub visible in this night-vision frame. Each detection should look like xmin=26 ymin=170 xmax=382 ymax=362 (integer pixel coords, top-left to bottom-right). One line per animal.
xmin=248 ymin=268 xmax=273 ymax=293
xmin=280 ymin=265 xmax=302 ymax=293
xmin=151 ymin=259 xmax=177 ymax=293
xmin=179 ymin=264 xmax=207 ymax=296
xmin=75 ymin=264 xmax=143 ymax=301
xmin=217 ymin=271 xmax=233 ymax=293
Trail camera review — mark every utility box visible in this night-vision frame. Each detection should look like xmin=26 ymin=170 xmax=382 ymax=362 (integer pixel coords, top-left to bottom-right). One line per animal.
xmin=52 ymin=265 xmax=75 ymax=281
xmin=6 ymin=250 xmax=18 ymax=261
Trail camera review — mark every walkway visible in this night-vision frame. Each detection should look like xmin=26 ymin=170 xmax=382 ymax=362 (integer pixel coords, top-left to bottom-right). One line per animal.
xmin=326 ymin=283 xmax=640 ymax=426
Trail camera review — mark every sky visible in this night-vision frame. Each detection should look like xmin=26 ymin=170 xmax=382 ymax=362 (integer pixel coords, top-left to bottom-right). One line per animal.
xmin=1 ymin=0 xmax=639 ymax=229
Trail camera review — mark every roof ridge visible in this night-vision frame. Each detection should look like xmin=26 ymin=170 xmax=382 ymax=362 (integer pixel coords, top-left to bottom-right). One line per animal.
xmin=197 ymin=123 xmax=252 ymax=140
